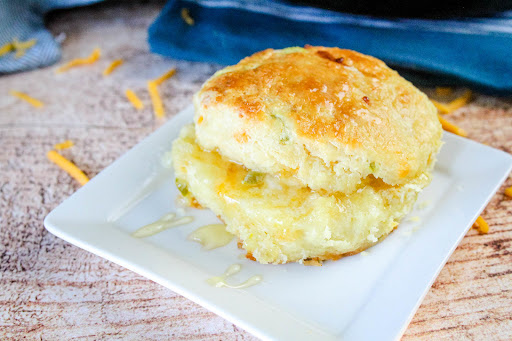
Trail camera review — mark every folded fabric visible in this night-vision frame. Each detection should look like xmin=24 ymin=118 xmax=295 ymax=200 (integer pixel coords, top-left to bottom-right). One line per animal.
xmin=149 ymin=0 xmax=512 ymax=94
xmin=0 ymin=0 xmax=102 ymax=74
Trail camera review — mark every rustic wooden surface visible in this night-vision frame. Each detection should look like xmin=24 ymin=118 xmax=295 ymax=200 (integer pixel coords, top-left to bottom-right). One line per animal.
xmin=1 ymin=3 xmax=511 ymax=340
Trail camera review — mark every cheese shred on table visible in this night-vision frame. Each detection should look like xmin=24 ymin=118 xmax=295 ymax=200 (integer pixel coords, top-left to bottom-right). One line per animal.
xmin=54 ymin=140 xmax=74 ymax=150
xmin=0 ymin=42 xmax=12 ymax=57
xmin=148 ymin=68 xmax=176 ymax=118
xmin=473 ymin=216 xmax=489 ymax=234
xmin=47 ymin=150 xmax=89 ymax=186
xmin=103 ymin=59 xmax=124 ymax=76
xmin=13 ymin=38 xmax=37 ymax=58
xmin=438 ymin=115 xmax=467 ymax=137
xmin=432 ymin=90 xmax=472 ymax=115
xmin=57 ymin=47 xmax=101 ymax=73
xmin=9 ymin=90 xmax=44 ymax=108
xmin=125 ymin=89 xmax=144 ymax=110
xmin=505 ymin=186 xmax=512 ymax=198
xmin=435 ymin=87 xmax=453 ymax=96
xmin=148 ymin=81 xmax=164 ymax=118
xmin=153 ymin=68 xmax=176 ymax=86
xmin=431 ymin=100 xmax=451 ymax=114
xmin=181 ymin=8 xmax=195 ymax=25
xmin=0 ymin=38 xmax=37 ymax=58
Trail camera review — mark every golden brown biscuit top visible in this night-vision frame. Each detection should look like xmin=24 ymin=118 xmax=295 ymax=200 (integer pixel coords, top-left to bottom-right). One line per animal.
xmin=197 ymin=46 xmax=441 ymax=185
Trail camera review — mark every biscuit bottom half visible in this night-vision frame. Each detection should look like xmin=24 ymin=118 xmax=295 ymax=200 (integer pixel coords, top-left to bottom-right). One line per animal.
xmin=172 ymin=124 xmax=430 ymax=264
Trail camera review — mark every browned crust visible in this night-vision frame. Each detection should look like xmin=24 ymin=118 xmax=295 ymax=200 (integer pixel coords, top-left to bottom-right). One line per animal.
xmin=197 ymin=46 xmax=440 ymax=184
xmin=202 ymin=46 xmax=395 ymax=138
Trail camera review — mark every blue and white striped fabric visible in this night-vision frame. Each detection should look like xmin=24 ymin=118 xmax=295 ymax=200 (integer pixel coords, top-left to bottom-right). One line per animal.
xmin=0 ymin=0 xmax=102 ymax=74
xmin=149 ymin=0 xmax=512 ymax=93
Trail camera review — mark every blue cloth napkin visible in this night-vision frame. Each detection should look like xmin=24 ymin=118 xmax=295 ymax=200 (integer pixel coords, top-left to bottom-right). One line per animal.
xmin=149 ymin=0 xmax=512 ymax=94
xmin=0 ymin=0 xmax=102 ymax=74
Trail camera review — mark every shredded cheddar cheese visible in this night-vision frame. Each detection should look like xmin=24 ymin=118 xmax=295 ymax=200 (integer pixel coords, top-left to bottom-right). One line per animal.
xmin=444 ymin=90 xmax=472 ymax=113
xmin=125 ymin=89 xmax=144 ymax=110
xmin=473 ymin=216 xmax=489 ymax=234
xmin=0 ymin=38 xmax=37 ymax=58
xmin=54 ymin=140 xmax=74 ymax=150
xmin=181 ymin=8 xmax=195 ymax=25
xmin=431 ymin=100 xmax=451 ymax=114
xmin=47 ymin=150 xmax=89 ymax=186
xmin=12 ymin=38 xmax=36 ymax=50
xmin=505 ymin=186 xmax=512 ymax=198
xmin=57 ymin=47 xmax=101 ymax=73
xmin=148 ymin=81 xmax=164 ymax=118
xmin=103 ymin=59 xmax=124 ymax=76
xmin=433 ymin=90 xmax=472 ymax=115
xmin=438 ymin=115 xmax=467 ymax=137
xmin=148 ymin=68 xmax=176 ymax=118
xmin=9 ymin=90 xmax=44 ymax=108
xmin=435 ymin=87 xmax=453 ymax=96
xmin=12 ymin=38 xmax=37 ymax=58
xmin=153 ymin=68 xmax=176 ymax=86
xmin=0 ymin=42 xmax=13 ymax=57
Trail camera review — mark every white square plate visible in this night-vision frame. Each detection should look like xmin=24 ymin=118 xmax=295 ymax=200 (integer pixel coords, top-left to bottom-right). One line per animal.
xmin=44 ymin=106 xmax=512 ymax=341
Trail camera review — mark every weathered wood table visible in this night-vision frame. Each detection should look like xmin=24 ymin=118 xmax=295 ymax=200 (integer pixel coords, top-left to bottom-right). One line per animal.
xmin=1 ymin=3 xmax=511 ymax=340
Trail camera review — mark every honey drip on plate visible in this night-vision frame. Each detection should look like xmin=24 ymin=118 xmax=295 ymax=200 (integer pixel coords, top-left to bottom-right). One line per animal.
xmin=188 ymin=224 xmax=234 ymax=250
xmin=207 ymin=264 xmax=262 ymax=289
xmin=132 ymin=212 xmax=193 ymax=238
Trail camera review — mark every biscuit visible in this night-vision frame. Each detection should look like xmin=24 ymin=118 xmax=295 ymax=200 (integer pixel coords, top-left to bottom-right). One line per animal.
xmin=172 ymin=125 xmax=427 ymax=264
xmin=193 ymin=46 xmax=442 ymax=193
xmin=172 ymin=46 xmax=442 ymax=264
